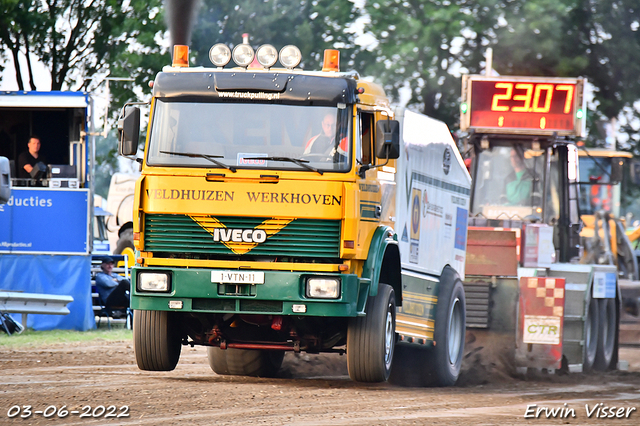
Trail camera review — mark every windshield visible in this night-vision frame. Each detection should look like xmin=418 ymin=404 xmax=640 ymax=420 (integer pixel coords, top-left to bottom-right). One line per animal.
xmin=471 ymin=145 xmax=548 ymax=221
xmin=577 ymin=157 xmax=618 ymax=216
xmin=579 ymin=156 xmax=613 ymax=183
xmin=146 ymin=100 xmax=351 ymax=172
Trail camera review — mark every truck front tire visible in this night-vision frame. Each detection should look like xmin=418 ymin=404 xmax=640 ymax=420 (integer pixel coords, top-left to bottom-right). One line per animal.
xmin=133 ymin=310 xmax=181 ymax=371
xmin=347 ymin=283 xmax=396 ymax=382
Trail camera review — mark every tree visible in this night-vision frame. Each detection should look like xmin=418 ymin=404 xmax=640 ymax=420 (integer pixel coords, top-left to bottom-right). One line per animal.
xmin=0 ymin=0 xmax=44 ymax=91
xmin=566 ymin=0 xmax=640 ymax=123
xmin=358 ymin=0 xmax=509 ymax=128
xmin=491 ymin=0 xmax=640 ymax=135
xmin=0 ymin=1 xmax=172 ymax=204
xmin=359 ymin=0 xmax=640 ymax=139
xmin=0 ymin=0 xmax=168 ymax=101
xmin=189 ymin=0 xmax=358 ymax=71
xmin=488 ymin=0 xmax=640 ymax=212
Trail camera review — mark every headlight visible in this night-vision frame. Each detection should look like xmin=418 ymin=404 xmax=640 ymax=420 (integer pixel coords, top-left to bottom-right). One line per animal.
xmin=137 ymin=272 xmax=171 ymax=292
xmin=306 ymin=277 xmax=340 ymax=299
xmin=232 ymin=44 xmax=255 ymax=67
xmin=209 ymin=43 xmax=231 ymax=67
xmin=279 ymin=45 xmax=301 ymax=69
xmin=256 ymin=44 xmax=278 ymax=68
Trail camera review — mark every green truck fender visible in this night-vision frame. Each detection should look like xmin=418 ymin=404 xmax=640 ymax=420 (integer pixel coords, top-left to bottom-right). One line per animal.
xmin=359 ymin=225 xmax=402 ymax=314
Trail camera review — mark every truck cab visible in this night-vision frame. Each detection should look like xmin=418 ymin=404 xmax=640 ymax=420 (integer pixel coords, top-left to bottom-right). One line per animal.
xmin=119 ymin=44 xmax=470 ymax=385
xmin=468 ymin=135 xmax=581 ymax=262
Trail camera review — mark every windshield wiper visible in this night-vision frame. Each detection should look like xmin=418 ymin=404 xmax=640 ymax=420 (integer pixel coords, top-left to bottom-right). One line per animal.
xmin=160 ymin=150 xmax=237 ymax=172
xmin=242 ymin=156 xmax=323 ymax=175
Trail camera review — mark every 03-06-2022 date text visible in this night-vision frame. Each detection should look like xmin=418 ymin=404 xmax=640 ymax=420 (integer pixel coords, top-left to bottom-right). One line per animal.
xmin=6 ymin=405 xmax=130 ymax=419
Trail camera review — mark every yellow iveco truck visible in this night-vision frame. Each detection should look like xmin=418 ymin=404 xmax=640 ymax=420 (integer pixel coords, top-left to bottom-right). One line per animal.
xmin=118 ymin=43 xmax=471 ymax=385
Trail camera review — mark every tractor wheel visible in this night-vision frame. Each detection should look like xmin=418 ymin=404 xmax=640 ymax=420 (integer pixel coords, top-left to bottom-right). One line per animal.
xmin=594 ymin=297 xmax=617 ymax=370
xmin=583 ymin=297 xmax=599 ymax=371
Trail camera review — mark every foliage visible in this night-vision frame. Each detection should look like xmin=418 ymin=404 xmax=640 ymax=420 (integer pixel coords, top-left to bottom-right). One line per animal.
xmin=357 ymin=0 xmax=508 ymax=127
xmin=0 ymin=0 xmax=167 ymax=101
xmin=190 ymin=0 xmax=358 ymax=70
xmin=492 ymin=0 xmax=640 ymax=125
xmin=0 ymin=1 xmax=169 ymax=190
xmin=359 ymin=0 xmax=640 ymax=139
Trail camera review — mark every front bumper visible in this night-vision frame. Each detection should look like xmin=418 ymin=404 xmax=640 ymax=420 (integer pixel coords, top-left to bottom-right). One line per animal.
xmin=131 ymin=267 xmax=366 ymax=317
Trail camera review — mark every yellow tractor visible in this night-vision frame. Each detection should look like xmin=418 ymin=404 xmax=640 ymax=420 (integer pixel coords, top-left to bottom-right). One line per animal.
xmin=577 ymin=148 xmax=640 ymax=343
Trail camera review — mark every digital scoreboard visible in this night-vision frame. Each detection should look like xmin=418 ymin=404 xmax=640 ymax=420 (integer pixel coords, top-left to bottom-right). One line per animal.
xmin=460 ymin=75 xmax=586 ymax=137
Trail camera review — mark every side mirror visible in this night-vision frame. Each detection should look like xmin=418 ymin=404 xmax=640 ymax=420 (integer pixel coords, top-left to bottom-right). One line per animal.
xmin=375 ymin=119 xmax=400 ymax=160
xmin=0 ymin=156 xmax=11 ymax=204
xmin=610 ymin=157 xmax=624 ymax=184
xmin=118 ymin=107 xmax=140 ymax=156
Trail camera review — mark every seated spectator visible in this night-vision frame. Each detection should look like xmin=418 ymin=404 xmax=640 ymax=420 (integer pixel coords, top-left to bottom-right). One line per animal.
xmin=95 ymin=257 xmax=130 ymax=310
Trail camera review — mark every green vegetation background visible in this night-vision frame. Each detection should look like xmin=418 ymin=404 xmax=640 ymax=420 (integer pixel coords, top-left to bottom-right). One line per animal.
xmin=1 ymin=0 xmax=639 ymax=212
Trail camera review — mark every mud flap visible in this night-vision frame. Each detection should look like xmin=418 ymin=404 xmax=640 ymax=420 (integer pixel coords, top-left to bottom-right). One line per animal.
xmin=515 ymin=277 xmax=566 ymax=370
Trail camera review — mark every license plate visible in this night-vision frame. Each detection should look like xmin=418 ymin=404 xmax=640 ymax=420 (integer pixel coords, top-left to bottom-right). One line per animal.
xmin=211 ymin=271 xmax=265 ymax=284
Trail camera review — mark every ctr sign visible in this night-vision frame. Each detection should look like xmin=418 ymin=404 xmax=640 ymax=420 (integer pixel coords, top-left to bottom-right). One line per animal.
xmin=523 ymin=315 xmax=562 ymax=345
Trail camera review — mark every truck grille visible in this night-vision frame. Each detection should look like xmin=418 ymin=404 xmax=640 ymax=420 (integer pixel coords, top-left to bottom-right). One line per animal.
xmin=143 ymin=214 xmax=340 ymax=259
xmin=192 ymin=298 xmax=283 ymax=313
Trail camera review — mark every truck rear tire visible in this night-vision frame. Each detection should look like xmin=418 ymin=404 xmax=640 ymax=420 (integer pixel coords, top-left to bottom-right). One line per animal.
xmin=224 ymin=348 xmax=284 ymax=377
xmin=425 ymin=277 xmax=466 ymax=386
xmin=594 ymin=297 xmax=616 ymax=370
xmin=347 ymin=283 xmax=396 ymax=383
xmin=583 ymin=297 xmax=599 ymax=371
xmin=388 ymin=273 xmax=465 ymax=387
xmin=133 ymin=310 xmax=181 ymax=371
xmin=207 ymin=347 xmax=230 ymax=375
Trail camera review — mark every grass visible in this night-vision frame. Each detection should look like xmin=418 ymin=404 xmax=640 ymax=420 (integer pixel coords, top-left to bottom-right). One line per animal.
xmin=0 ymin=327 xmax=132 ymax=349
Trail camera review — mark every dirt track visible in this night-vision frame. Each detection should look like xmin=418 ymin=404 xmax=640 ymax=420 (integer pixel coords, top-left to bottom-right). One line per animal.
xmin=2 ymin=337 xmax=640 ymax=425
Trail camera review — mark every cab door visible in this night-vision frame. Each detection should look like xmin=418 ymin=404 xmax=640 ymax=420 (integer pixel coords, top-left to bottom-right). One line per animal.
xmin=354 ymin=110 xmax=389 ymax=258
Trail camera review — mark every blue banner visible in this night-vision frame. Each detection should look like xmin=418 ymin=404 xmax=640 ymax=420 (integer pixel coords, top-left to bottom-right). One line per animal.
xmin=0 ymin=188 xmax=89 ymax=254
xmin=0 ymin=255 xmax=95 ymax=331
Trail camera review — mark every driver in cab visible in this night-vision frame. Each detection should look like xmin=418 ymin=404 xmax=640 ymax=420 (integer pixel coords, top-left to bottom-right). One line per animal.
xmin=303 ymin=112 xmax=348 ymax=161
xmin=504 ymin=148 xmax=532 ymax=205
